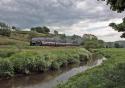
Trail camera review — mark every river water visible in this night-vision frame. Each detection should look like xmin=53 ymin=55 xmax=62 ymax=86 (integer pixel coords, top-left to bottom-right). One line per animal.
xmin=0 ymin=58 xmax=105 ymax=88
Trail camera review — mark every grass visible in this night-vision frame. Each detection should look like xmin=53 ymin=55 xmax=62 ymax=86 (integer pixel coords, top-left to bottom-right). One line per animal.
xmin=0 ymin=46 xmax=92 ymax=78
xmin=0 ymin=31 xmax=53 ymax=46
xmin=56 ymin=48 xmax=125 ymax=88
xmin=0 ymin=36 xmax=29 ymax=46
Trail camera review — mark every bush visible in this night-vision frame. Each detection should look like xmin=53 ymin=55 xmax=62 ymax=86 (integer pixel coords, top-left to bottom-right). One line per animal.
xmin=0 ymin=47 xmax=92 ymax=78
xmin=0 ymin=29 xmax=11 ymax=37
xmin=35 ymin=57 xmax=51 ymax=72
xmin=51 ymin=61 xmax=61 ymax=70
xmin=0 ymin=59 xmax=14 ymax=77
xmin=11 ymin=52 xmax=51 ymax=74
xmin=67 ymin=54 xmax=80 ymax=64
xmin=79 ymin=53 xmax=90 ymax=62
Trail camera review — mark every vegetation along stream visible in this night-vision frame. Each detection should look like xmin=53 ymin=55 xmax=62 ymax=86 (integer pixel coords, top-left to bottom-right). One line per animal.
xmin=0 ymin=57 xmax=106 ymax=88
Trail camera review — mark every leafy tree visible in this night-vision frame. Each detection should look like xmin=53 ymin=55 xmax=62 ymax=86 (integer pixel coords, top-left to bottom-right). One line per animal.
xmin=43 ymin=26 xmax=50 ymax=33
xmin=83 ymin=40 xmax=99 ymax=49
xmin=109 ymin=18 xmax=125 ymax=38
xmin=54 ymin=30 xmax=58 ymax=35
xmin=82 ymin=34 xmax=98 ymax=41
xmin=81 ymin=34 xmax=105 ymax=49
xmin=71 ymin=34 xmax=82 ymax=44
xmin=60 ymin=34 xmax=66 ymax=43
xmin=99 ymin=0 xmax=125 ymax=12
xmin=0 ymin=22 xmax=11 ymax=37
xmin=114 ymin=43 xmax=123 ymax=48
xmin=99 ymin=0 xmax=125 ymax=38
xmin=31 ymin=26 xmax=50 ymax=34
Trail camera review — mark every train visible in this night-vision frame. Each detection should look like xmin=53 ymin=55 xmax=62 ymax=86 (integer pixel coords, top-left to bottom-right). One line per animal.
xmin=30 ymin=37 xmax=79 ymax=46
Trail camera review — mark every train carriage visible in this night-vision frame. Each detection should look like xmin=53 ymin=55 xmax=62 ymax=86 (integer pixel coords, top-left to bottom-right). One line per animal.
xmin=30 ymin=37 xmax=79 ymax=46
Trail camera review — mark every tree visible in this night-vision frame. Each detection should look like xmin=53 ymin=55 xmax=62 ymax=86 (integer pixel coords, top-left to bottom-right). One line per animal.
xmin=43 ymin=26 xmax=50 ymax=33
xmin=0 ymin=22 xmax=11 ymax=37
xmin=99 ymin=0 xmax=125 ymax=12
xmin=82 ymin=34 xmax=98 ymax=41
xmin=71 ymin=34 xmax=82 ymax=44
xmin=99 ymin=0 xmax=125 ymax=38
xmin=54 ymin=30 xmax=58 ymax=35
xmin=81 ymin=34 xmax=105 ymax=49
xmin=60 ymin=34 xmax=66 ymax=43
xmin=31 ymin=26 xmax=50 ymax=34
xmin=114 ymin=43 xmax=123 ymax=48
xmin=109 ymin=18 xmax=125 ymax=38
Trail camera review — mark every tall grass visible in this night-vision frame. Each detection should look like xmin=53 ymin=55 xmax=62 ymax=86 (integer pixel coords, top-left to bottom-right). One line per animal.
xmin=56 ymin=48 xmax=125 ymax=88
xmin=0 ymin=47 xmax=92 ymax=78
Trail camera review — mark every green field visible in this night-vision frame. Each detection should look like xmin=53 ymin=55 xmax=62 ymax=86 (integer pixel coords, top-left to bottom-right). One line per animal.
xmin=56 ymin=48 xmax=125 ymax=88
xmin=0 ymin=46 xmax=92 ymax=78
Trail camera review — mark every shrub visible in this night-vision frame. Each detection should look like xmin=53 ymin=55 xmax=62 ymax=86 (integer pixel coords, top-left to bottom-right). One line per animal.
xmin=67 ymin=54 xmax=80 ymax=64
xmin=35 ymin=56 xmax=51 ymax=72
xmin=51 ymin=61 xmax=61 ymax=70
xmin=79 ymin=53 xmax=89 ymax=62
xmin=0 ymin=47 xmax=92 ymax=78
xmin=0 ymin=59 xmax=14 ymax=77
xmin=0 ymin=29 xmax=11 ymax=37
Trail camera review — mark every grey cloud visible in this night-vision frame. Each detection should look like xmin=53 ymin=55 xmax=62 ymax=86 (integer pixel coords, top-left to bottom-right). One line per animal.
xmin=0 ymin=0 xmax=124 ymax=30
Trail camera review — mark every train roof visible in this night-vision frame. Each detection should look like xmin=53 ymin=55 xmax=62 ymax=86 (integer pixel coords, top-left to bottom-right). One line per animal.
xmin=32 ymin=37 xmax=55 ymax=41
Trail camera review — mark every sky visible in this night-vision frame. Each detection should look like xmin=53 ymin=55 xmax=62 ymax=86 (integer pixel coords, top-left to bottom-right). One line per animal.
xmin=0 ymin=0 xmax=125 ymax=42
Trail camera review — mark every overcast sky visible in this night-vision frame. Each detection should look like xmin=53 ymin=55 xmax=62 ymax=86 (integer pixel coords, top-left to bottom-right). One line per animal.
xmin=0 ymin=0 xmax=125 ymax=42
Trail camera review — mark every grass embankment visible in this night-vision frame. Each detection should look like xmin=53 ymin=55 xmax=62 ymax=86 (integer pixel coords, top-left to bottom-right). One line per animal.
xmin=0 ymin=46 xmax=92 ymax=78
xmin=56 ymin=48 xmax=125 ymax=88
xmin=0 ymin=31 xmax=53 ymax=46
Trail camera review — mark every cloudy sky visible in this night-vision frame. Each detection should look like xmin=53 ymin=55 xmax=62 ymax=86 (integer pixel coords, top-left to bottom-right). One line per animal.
xmin=0 ymin=0 xmax=125 ymax=42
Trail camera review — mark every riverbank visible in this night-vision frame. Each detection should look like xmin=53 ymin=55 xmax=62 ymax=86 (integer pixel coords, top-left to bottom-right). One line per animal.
xmin=0 ymin=46 xmax=92 ymax=78
xmin=56 ymin=48 xmax=125 ymax=88
xmin=0 ymin=58 xmax=104 ymax=88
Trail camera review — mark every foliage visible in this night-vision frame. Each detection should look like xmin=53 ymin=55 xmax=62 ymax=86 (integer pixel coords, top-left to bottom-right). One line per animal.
xmin=0 ymin=29 xmax=11 ymax=37
xmin=114 ymin=42 xmax=123 ymax=48
xmin=99 ymin=0 xmax=125 ymax=12
xmin=99 ymin=0 xmax=125 ymax=38
xmin=0 ymin=22 xmax=11 ymax=37
xmin=0 ymin=59 xmax=14 ymax=77
xmin=0 ymin=47 xmax=92 ymax=77
xmin=31 ymin=26 xmax=50 ymax=34
xmin=54 ymin=30 xmax=58 ymax=35
xmin=0 ymin=22 xmax=11 ymax=36
xmin=56 ymin=48 xmax=125 ymax=88
xmin=81 ymin=34 xmax=105 ymax=49
xmin=109 ymin=18 xmax=125 ymax=38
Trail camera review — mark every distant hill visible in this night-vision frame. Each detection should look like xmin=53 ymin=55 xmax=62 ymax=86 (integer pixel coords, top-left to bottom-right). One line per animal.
xmin=106 ymin=40 xmax=125 ymax=48
xmin=115 ymin=40 xmax=125 ymax=47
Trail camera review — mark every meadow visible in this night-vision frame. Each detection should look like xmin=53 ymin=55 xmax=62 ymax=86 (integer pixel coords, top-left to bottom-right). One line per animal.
xmin=56 ymin=48 xmax=125 ymax=88
xmin=0 ymin=46 xmax=92 ymax=78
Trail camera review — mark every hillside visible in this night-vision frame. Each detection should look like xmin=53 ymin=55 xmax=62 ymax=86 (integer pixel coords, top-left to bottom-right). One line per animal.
xmin=0 ymin=31 xmax=54 ymax=46
xmin=0 ymin=31 xmax=84 ymax=46
xmin=116 ymin=40 xmax=125 ymax=47
xmin=106 ymin=40 xmax=125 ymax=48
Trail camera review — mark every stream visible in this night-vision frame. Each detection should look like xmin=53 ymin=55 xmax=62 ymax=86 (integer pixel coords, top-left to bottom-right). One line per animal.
xmin=0 ymin=57 xmax=106 ymax=88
